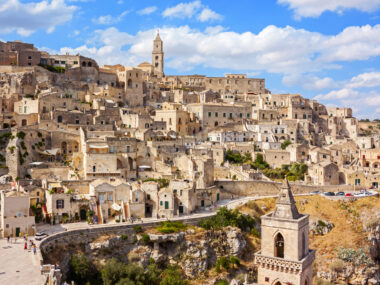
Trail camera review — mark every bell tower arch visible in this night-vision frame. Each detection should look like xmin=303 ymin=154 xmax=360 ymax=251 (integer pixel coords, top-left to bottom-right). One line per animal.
xmin=255 ymin=178 xmax=315 ymax=285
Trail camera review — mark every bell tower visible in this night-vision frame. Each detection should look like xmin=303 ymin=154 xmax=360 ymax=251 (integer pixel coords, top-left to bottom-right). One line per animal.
xmin=254 ymin=179 xmax=315 ymax=285
xmin=152 ymin=31 xmax=164 ymax=78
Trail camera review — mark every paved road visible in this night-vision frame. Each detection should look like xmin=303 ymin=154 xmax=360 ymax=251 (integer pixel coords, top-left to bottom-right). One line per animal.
xmin=0 ymin=238 xmax=45 ymax=285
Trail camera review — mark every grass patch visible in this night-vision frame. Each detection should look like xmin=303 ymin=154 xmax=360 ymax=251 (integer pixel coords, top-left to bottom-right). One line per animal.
xmin=156 ymin=221 xmax=187 ymax=233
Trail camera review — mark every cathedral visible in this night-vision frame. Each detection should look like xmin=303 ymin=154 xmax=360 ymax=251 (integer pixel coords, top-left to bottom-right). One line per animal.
xmin=254 ymin=179 xmax=315 ymax=285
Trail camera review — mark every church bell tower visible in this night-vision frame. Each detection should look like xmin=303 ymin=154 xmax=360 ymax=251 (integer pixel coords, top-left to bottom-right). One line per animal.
xmin=254 ymin=179 xmax=315 ymax=285
xmin=152 ymin=31 xmax=164 ymax=78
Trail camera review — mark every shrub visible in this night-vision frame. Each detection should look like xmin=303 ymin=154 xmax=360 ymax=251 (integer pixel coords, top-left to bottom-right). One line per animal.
xmin=200 ymin=207 xmax=256 ymax=232
xmin=160 ymin=265 xmax=187 ymax=285
xmin=156 ymin=221 xmax=187 ymax=234
xmin=142 ymin=178 xmax=170 ymax=188
xmin=134 ymin=224 xmax=142 ymax=233
xmin=216 ymin=280 xmax=229 ymax=285
xmin=330 ymin=260 xmax=344 ymax=273
xmin=16 ymin=131 xmax=26 ymax=140
xmin=69 ymin=253 xmax=98 ymax=284
xmin=337 ymin=247 xmax=373 ymax=266
xmin=281 ymin=140 xmax=292 ymax=149
xmin=142 ymin=233 xmax=150 ymax=244
xmin=121 ymin=234 xmax=128 ymax=240
xmin=250 ymin=227 xmax=260 ymax=237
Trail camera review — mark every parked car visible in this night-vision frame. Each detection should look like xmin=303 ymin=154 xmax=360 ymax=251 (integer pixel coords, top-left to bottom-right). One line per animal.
xmin=336 ymin=192 xmax=345 ymax=196
xmin=323 ymin=192 xmax=335 ymax=196
xmin=310 ymin=190 xmax=320 ymax=195
xmin=345 ymin=193 xmax=353 ymax=197
xmin=35 ymin=232 xmax=47 ymax=241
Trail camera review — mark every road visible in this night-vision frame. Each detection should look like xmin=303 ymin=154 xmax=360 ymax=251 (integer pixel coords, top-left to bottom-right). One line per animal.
xmin=0 ymin=238 xmax=45 ymax=285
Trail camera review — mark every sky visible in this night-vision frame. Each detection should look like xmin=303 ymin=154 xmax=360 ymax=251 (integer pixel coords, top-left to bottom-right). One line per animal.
xmin=1 ymin=0 xmax=380 ymax=119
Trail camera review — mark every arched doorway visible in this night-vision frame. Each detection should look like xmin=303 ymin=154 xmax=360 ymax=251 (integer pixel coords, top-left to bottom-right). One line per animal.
xmin=274 ymin=282 xmax=281 ymax=285
xmin=274 ymin=233 xmax=284 ymax=258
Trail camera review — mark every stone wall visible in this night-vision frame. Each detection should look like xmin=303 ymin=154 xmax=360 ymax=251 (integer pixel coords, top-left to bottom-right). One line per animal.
xmin=39 ymin=215 xmax=211 ymax=262
xmin=216 ymin=180 xmax=352 ymax=198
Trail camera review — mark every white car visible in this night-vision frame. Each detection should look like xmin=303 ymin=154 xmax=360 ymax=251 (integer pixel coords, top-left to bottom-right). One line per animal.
xmin=35 ymin=232 xmax=47 ymax=240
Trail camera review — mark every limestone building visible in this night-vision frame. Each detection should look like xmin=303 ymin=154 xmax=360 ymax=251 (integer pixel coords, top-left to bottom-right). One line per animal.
xmin=255 ymin=179 xmax=315 ymax=285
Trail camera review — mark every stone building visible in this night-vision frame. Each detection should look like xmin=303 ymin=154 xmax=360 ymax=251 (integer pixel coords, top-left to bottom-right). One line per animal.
xmin=255 ymin=179 xmax=315 ymax=285
xmin=0 ymin=190 xmax=35 ymax=237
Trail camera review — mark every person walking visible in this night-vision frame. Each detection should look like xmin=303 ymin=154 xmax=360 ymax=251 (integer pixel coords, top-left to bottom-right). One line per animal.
xmin=7 ymin=235 xmax=10 ymax=243
xmin=32 ymin=244 xmax=37 ymax=255
xmin=24 ymin=241 xmax=27 ymax=250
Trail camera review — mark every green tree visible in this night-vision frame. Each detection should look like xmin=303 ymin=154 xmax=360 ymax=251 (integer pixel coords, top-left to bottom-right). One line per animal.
xmin=69 ymin=253 xmax=98 ymax=284
xmin=281 ymin=140 xmax=292 ymax=149
xmin=160 ymin=265 xmax=187 ymax=285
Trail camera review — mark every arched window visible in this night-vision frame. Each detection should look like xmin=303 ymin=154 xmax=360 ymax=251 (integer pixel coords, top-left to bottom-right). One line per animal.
xmin=57 ymin=115 xmax=62 ymax=123
xmin=88 ymin=62 xmax=92 ymax=67
xmin=82 ymin=61 xmax=86 ymax=67
xmin=127 ymin=79 xmax=132 ymax=88
xmin=274 ymin=233 xmax=284 ymax=258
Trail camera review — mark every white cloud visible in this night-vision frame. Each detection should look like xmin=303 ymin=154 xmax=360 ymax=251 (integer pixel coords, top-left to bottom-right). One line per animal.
xmin=278 ymin=0 xmax=380 ymax=19
xmin=197 ymin=8 xmax=223 ymax=22
xmin=163 ymin=1 xmax=202 ymax=18
xmin=282 ymin=74 xmax=336 ymax=90
xmin=138 ymin=6 xmax=157 ymax=15
xmin=92 ymin=10 xmax=129 ymax=25
xmin=347 ymin=72 xmax=380 ymax=88
xmin=0 ymin=0 xmax=76 ymax=36
xmin=162 ymin=1 xmax=221 ymax=22
xmin=315 ymin=88 xmax=359 ymax=100
xmin=60 ymin=24 xmax=380 ymax=77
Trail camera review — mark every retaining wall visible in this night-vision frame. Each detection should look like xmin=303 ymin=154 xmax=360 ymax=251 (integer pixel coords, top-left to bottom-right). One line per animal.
xmin=216 ymin=180 xmax=352 ymax=198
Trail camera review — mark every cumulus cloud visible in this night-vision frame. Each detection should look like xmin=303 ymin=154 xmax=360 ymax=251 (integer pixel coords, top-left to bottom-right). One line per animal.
xmin=314 ymin=71 xmax=380 ymax=118
xmin=197 ymin=8 xmax=223 ymax=22
xmin=92 ymin=10 xmax=129 ymax=25
xmin=162 ymin=1 xmax=222 ymax=22
xmin=0 ymin=0 xmax=76 ymax=36
xmin=138 ymin=6 xmax=157 ymax=15
xmin=59 ymin=24 xmax=380 ymax=76
xmin=346 ymin=72 xmax=380 ymax=88
xmin=278 ymin=0 xmax=380 ymax=19
xmin=282 ymin=74 xmax=336 ymax=90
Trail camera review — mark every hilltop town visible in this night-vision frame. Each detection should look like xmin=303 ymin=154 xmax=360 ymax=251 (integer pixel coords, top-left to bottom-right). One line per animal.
xmin=0 ymin=34 xmax=379 ymax=285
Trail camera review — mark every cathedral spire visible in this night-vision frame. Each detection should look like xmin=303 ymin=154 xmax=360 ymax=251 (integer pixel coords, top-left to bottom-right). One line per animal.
xmin=272 ymin=177 xmax=300 ymax=219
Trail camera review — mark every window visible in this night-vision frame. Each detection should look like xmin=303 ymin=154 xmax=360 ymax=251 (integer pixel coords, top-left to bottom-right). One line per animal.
xmin=99 ymin=194 xmax=105 ymax=203
xmin=322 ymin=154 xmax=326 ymax=159
xmin=110 ymin=146 xmax=114 ymax=153
xmin=229 ymin=113 xmax=232 ymax=118
xmin=108 ymin=194 xmax=113 ymax=201
xmin=180 ymin=189 xmax=183 ymax=196
xmin=208 ymin=112 xmax=212 ymax=117
xmin=239 ymin=113 xmax=243 ymax=118
xmin=215 ymin=112 xmax=218 ymax=117
xmin=93 ymin=165 xmax=96 ymax=172
xmin=126 ymin=146 xmax=130 ymax=152
xmin=147 ymin=194 xmax=150 ymax=200
xmin=165 ymin=201 xmax=169 ymax=209
xmin=56 ymin=199 xmax=64 ymax=209
xmin=173 ymin=189 xmax=177 ymax=194
xmin=160 ymin=201 xmax=163 ymax=206
xmin=223 ymin=113 xmax=226 ymax=117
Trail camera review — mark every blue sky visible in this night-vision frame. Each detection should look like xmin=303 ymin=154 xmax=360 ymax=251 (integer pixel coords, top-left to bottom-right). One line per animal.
xmin=1 ymin=0 xmax=380 ymax=118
